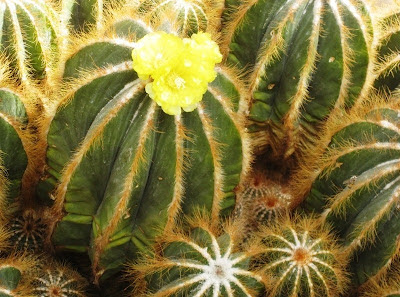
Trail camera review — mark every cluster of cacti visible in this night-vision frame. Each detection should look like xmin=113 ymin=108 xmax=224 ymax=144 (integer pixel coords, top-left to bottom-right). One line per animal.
xmin=0 ymin=0 xmax=399 ymax=296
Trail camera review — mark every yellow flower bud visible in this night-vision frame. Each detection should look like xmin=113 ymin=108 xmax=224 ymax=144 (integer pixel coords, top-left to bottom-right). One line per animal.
xmin=132 ymin=31 xmax=222 ymax=115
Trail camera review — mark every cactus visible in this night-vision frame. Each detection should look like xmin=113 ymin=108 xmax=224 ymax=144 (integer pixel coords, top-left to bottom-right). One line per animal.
xmin=257 ymin=215 xmax=348 ymax=297
xmin=222 ymin=0 xmax=373 ymax=158
xmin=129 ymin=213 xmax=267 ymax=296
xmin=299 ymin=99 xmax=400 ymax=286
xmin=0 ymin=0 xmax=59 ymax=84
xmin=38 ymin=15 xmax=250 ymax=282
xmin=0 ymin=65 xmax=29 ymax=205
xmin=233 ymin=170 xmax=292 ymax=236
xmin=9 ymin=213 xmax=46 ymax=252
xmin=32 ymin=262 xmax=87 ymax=297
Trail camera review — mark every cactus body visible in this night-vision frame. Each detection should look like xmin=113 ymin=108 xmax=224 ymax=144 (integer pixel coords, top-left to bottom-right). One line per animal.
xmin=373 ymin=12 xmax=400 ymax=93
xmin=130 ymin=214 xmax=266 ymax=296
xmin=301 ymin=101 xmax=400 ymax=285
xmin=0 ymin=80 xmax=28 ymax=204
xmin=360 ymin=264 xmax=400 ymax=297
xmin=223 ymin=0 xmax=372 ymax=157
xmin=258 ymin=216 xmax=347 ymax=297
xmin=32 ymin=263 xmax=87 ymax=297
xmin=60 ymin=0 xmax=121 ymax=34
xmin=0 ymin=0 xmax=58 ymax=83
xmin=40 ymin=21 xmax=250 ymax=282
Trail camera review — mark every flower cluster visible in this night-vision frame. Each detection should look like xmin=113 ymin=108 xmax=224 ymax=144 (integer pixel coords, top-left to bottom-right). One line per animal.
xmin=132 ymin=31 xmax=222 ymax=115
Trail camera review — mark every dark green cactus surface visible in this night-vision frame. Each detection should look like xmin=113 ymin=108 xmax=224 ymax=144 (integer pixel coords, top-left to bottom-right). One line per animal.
xmin=302 ymin=104 xmax=400 ymax=285
xmin=0 ymin=87 xmax=27 ymax=203
xmin=224 ymin=0 xmax=372 ymax=156
xmin=374 ymin=12 xmax=400 ymax=93
xmin=40 ymin=21 xmax=248 ymax=281
xmin=0 ymin=267 xmax=21 ymax=293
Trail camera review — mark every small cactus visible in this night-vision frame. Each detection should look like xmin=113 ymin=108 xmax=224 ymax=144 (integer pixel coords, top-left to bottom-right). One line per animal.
xmin=9 ymin=213 xmax=46 ymax=252
xmin=257 ymin=215 xmax=348 ymax=297
xmin=32 ymin=262 xmax=87 ymax=297
xmin=129 ymin=213 xmax=267 ymax=296
xmin=234 ymin=170 xmax=292 ymax=238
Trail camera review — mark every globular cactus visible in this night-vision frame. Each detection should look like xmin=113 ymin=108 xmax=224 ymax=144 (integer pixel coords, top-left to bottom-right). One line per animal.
xmin=8 ymin=213 xmax=46 ymax=252
xmin=257 ymin=215 xmax=348 ymax=297
xmin=39 ymin=15 xmax=250 ymax=283
xmin=234 ymin=170 xmax=292 ymax=235
xmin=32 ymin=262 xmax=87 ymax=297
xmin=299 ymin=98 xmax=400 ymax=286
xmin=222 ymin=0 xmax=373 ymax=158
xmin=0 ymin=0 xmax=59 ymax=84
xmin=129 ymin=213 xmax=267 ymax=296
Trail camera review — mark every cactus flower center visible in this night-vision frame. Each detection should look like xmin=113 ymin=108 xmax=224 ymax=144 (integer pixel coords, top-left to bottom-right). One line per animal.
xmin=132 ymin=31 xmax=222 ymax=115
xmin=292 ymin=248 xmax=310 ymax=265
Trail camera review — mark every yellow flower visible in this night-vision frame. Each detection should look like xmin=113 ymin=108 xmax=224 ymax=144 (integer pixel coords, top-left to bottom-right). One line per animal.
xmin=132 ymin=31 xmax=222 ymax=115
xmin=131 ymin=32 xmax=184 ymax=80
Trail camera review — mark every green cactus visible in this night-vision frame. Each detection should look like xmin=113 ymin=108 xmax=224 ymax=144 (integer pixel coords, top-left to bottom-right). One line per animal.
xmin=373 ymin=12 xmax=400 ymax=93
xmin=0 ymin=253 xmax=37 ymax=297
xmin=38 ymin=14 xmax=250 ymax=283
xmin=0 ymin=0 xmax=59 ymax=84
xmin=0 ymin=66 xmax=28 ymax=205
xmin=32 ymin=262 xmax=87 ymax=297
xmin=233 ymin=170 xmax=292 ymax=237
xmin=299 ymin=99 xmax=400 ymax=286
xmin=257 ymin=215 xmax=348 ymax=297
xmin=222 ymin=0 xmax=373 ymax=158
xmin=0 ymin=0 xmax=399 ymax=295
xmin=129 ymin=213 xmax=267 ymax=296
